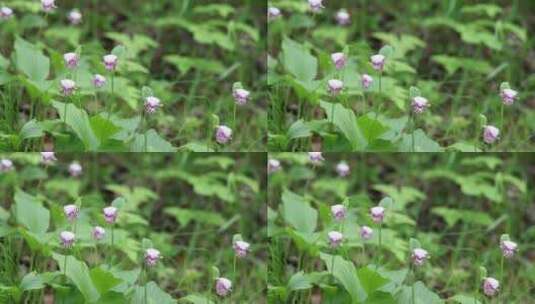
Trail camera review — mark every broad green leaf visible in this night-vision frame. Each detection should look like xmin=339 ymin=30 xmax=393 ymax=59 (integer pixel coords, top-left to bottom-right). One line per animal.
xmin=19 ymin=119 xmax=44 ymax=140
xmin=131 ymin=282 xmax=176 ymax=304
xmin=357 ymin=267 xmax=389 ymax=297
xmin=90 ymin=267 xmax=123 ymax=295
xmin=164 ymin=207 xmax=225 ymax=227
xmin=287 ymin=120 xmax=312 ymax=140
xmin=52 ymin=254 xmax=100 ymax=303
xmin=89 ymin=116 xmax=121 ymax=144
xmin=14 ymin=189 xmax=49 ymax=235
xmin=14 ymin=36 xmax=50 ymax=82
xmin=179 ymin=295 xmax=214 ymax=304
xmin=53 ymin=101 xmax=99 ymax=151
xmin=399 ymin=129 xmax=443 ymax=152
xmin=320 ymin=101 xmax=365 ymax=151
xmin=396 ymin=281 xmax=443 ymax=304
xmin=20 ymin=272 xmax=44 ymax=291
xmin=281 ymin=37 xmax=317 ymax=83
xmin=461 ymin=4 xmax=502 ymax=18
xmin=287 ymin=271 xmax=312 ymax=291
xmin=450 ymin=294 xmax=481 ymax=304
xmin=320 ymin=253 xmax=366 ymax=303
xmin=164 ymin=55 xmax=225 ymax=75
xmin=282 ymin=189 xmax=317 ymax=234
xmin=193 ymin=4 xmax=234 ymax=17
xmin=379 ymin=45 xmax=394 ymax=58
xmin=432 ymin=55 xmax=493 ymax=76
xmin=130 ymin=130 xmax=176 ymax=152
xmin=431 ymin=207 xmax=493 ymax=227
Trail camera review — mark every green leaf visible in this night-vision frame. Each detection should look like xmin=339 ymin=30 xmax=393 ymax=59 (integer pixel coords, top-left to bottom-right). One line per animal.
xmin=130 ymin=130 xmax=176 ymax=152
xmin=409 ymin=238 xmax=421 ymax=250
xmin=461 ymin=4 xmax=502 ymax=18
xmin=399 ymin=129 xmax=443 ymax=152
xmin=287 ymin=271 xmax=312 ymax=291
xmin=53 ymin=101 xmax=99 ymax=150
xmin=90 ymin=267 xmax=123 ymax=295
xmin=409 ymin=86 xmax=421 ymax=99
xmin=14 ymin=36 xmax=50 ymax=82
xmin=320 ymin=253 xmax=366 ymax=303
xmin=52 ymin=254 xmax=100 ymax=303
xmin=396 ymin=281 xmax=443 ymax=304
xmin=193 ymin=4 xmax=234 ymax=17
xmin=282 ymin=190 xmax=317 ymax=234
xmin=20 ymin=119 xmax=44 ymax=140
xmin=357 ymin=267 xmax=389 ymax=297
xmin=131 ymin=281 xmax=176 ymax=304
xmin=450 ymin=294 xmax=482 ymax=304
xmin=432 ymin=55 xmax=493 ymax=76
xmin=164 ymin=207 xmax=225 ymax=227
xmin=320 ymin=101 xmax=365 ymax=151
xmin=164 ymin=55 xmax=224 ymax=75
xmin=20 ymin=272 xmax=45 ymax=291
xmin=432 ymin=207 xmax=493 ymax=227
xmin=281 ymin=37 xmax=317 ymax=83
xmin=287 ymin=120 xmax=312 ymax=140
xmin=89 ymin=116 xmax=121 ymax=144
xmin=379 ymin=45 xmax=394 ymax=58
xmin=14 ymin=189 xmax=49 ymax=235
xmin=179 ymin=295 xmax=214 ymax=304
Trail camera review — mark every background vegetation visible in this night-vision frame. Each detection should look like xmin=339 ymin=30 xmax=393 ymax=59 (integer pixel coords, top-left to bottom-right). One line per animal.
xmin=0 ymin=152 xmax=267 ymax=303
xmin=268 ymin=153 xmax=535 ymax=303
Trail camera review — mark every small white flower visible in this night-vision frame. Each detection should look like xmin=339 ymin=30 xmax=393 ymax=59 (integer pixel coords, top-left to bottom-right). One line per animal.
xmin=330 ymin=204 xmax=346 ymax=221
xmin=336 ymin=162 xmax=350 ymax=177
xmin=215 ymin=125 xmax=232 ymax=144
xmin=0 ymin=7 xmax=14 ymax=19
xmin=370 ymin=206 xmax=385 ymax=223
xmin=335 ymin=9 xmax=350 ymax=25
xmin=103 ymin=54 xmax=118 ymax=71
xmin=360 ymin=226 xmax=373 ymax=240
xmin=144 ymin=248 xmax=161 ymax=266
xmin=327 ymin=231 xmax=343 ymax=248
xmin=215 ymin=277 xmax=232 ymax=297
xmin=233 ymin=240 xmax=250 ymax=258
xmin=370 ymin=54 xmax=386 ymax=71
xmin=68 ymin=9 xmax=82 ymax=25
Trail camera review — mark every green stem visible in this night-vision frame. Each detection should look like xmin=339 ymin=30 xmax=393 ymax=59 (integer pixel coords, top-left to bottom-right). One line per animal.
xmin=500 ymin=254 xmax=504 ymax=301
xmin=233 ymin=102 xmax=237 ymax=129
xmin=411 ymin=113 xmax=416 ymax=152
xmin=377 ymin=223 xmax=382 ymax=270
xmin=144 ymin=266 xmax=148 ymax=304
xmin=107 ymin=73 xmax=115 ymax=119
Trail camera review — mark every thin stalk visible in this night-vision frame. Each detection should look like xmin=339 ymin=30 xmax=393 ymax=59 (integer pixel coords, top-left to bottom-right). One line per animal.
xmin=107 ymin=73 xmax=115 ymax=119
xmin=233 ymin=102 xmax=237 ymax=129
xmin=411 ymin=113 xmax=416 ymax=152
xmin=377 ymin=223 xmax=382 ymax=270
xmin=144 ymin=266 xmax=148 ymax=304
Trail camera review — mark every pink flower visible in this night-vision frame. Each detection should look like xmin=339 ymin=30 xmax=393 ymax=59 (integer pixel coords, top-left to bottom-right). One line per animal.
xmin=144 ymin=248 xmax=161 ymax=266
xmin=215 ymin=125 xmax=232 ymax=144
xmin=361 ymin=74 xmax=373 ymax=89
xmin=93 ymin=74 xmax=106 ymax=88
xmin=370 ymin=206 xmax=385 ymax=223
xmin=233 ymin=240 xmax=250 ymax=258
xmin=0 ymin=7 xmax=14 ymax=19
xmin=336 ymin=161 xmax=350 ymax=177
xmin=500 ymin=88 xmax=518 ymax=106
xmin=41 ymin=0 xmax=56 ymax=13
xmin=267 ymin=159 xmax=281 ymax=173
xmin=268 ymin=7 xmax=281 ymax=20
xmin=60 ymin=231 xmax=75 ymax=248
xmin=370 ymin=54 xmax=386 ymax=71
xmin=233 ymin=88 xmax=250 ymax=105
xmin=335 ymin=9 xmax=350 ymax=25
xmin=144 ymin=96 xmax=161 ymax=114
xmin=331 ymin=52 xmax=346 ymax=70
xmin=41 ymin=152 xmax=56 ymax=164
xmin=60 ymin=79 xmax=76 ymax=96
xmin=411 ymin=248 xmax=429 ymax=266
xmin=215 ymin=277 xmax=232 ymax=297
xmin=500 ymin=240 xmax=517 ymax=258
xmin=411 ymin=96 xmax=429 ymax=114
xmin=0 ymin=159 xmax=14 ymax=172
xmin=63 ymin=52 xmax=79 ymax=69
xmin=103 ymin=54 xmax=118 ymax=71
xmin=103 ymin=206 xmax=118 ymax=224
xmin=63 ymin=204 xmax=79 ymax=221
xmin=68 ymin=9 xmax=82 ymax=25
xmin=308 ymin=0 xmax=324 ymax=12
xmin=92 ymin=226 xmax=105 ymax=241
xmin=328 ymin=79 xmax=344 ymax=95
xmin=328 ymin=231 xmax=343 ymax=248
xmin=69 ymin=162 xmax=82 ymax=177
xmin=308 ymin=152 xmax=323 ymax=163
xmin=330 ymin=204 xmax=346 ymax=221
xmin=360 ymin=226 xmax=373 ymax=240
xmin=483 ymin=125 xmax=499 ymax=144
xmin=482 ymin=277 xmax=499 ymax=297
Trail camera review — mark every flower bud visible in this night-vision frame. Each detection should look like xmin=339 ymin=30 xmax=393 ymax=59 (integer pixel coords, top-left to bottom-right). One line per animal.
xmin=233 ymin=88 xmax=250 ymax=105
xmin=331 ymin=52 xmax=346 ymax=70
xmin=500 ymin=88 xmax=518 ymax=106
xmin=60 ymin=231 xmax=75 ymax=248
xmin=330 ymin=204 xmax=346 ymax=221
xmin=411 ymin=96 xmax=429 ymax=114
xmin=335 ymin=9 xmax=350 ymax=25
xmin=215 ymin=277 xmax=232 ymax=297
xmin=370 ymin=54 xmax=386 ymax=71
xmin=268 ymin=7 xmax=281 ymax=20
xmin=103 ymin=54 xmax=118 ymax=71
xmin=308 ymin=152 xmax=324 ymax=163
xmin=0 ymin=159 xmax=14 ymax=172
xmin=361 ymin=74 xmax=373 ymax=89
xmin=233 ymin=240 xmax=250 ymax=258
xmin=215 ymin=125 xmax=232 ymax=144
xmin=328 ymin=231 xmax=343 ymax=248
xmin=41 ymin=152 xmax=57 ymax=164
xmin=268 ymin=159 xmax=281 ymax=173
xmin=41 ymin=0 xmax=56 ymax=12
xmin=92 ymin=226 xmax=105 ymax=241
xmin=144 ymin=96 xmax=161 ymax=114
xmin=411 ymin=248 xmax=429 ymax=266
xmin=0 ymin=7 xmax=13 ymax=19
xmin=483 ymin=125 xmax=499 ymax=144
xmin=68 ymin=9 xmax=82 ymax=25
xmin=328 ymin=79 xmax=344 ymax=95
xmin=103 ymin=206 xmax=118 ymax=224
xmin=370 ymin=206 xmax=385 ymax=223
xmin=500 ymin=240 xmax=517 ymax=258
xmin=93 ymin=74 xmax=106 ymax=88
xmin=144 ymin=248 xmax=161 ymax=266
xmin=482 ymin=277 xmax=499 ymax=297
xmin=336 ymin=161 xmax=350 ymax=177
xmin=63 ymin=52 xmax=79 ymax=69
xmin=63 ymin=204 xmax=79 ymax=221
xmin=69 ymin=162 xmax=82 ymax=177
xmin=360 ymin=226 xmax=373 ymax=240
xmin=308 ymin=0 xmax=324 ymax=12
xmin=60 ymin=79 xmax=77 ymax=96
